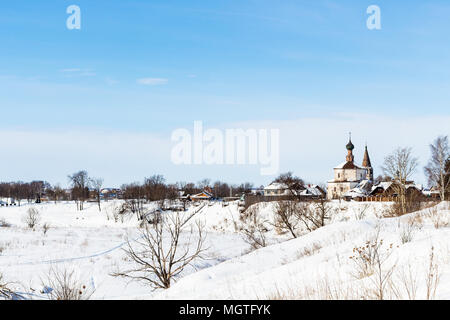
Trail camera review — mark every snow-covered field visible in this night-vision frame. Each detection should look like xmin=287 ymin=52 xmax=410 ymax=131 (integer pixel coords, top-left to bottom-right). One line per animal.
xmin=1 ymin=200 xmax=449 ymax=300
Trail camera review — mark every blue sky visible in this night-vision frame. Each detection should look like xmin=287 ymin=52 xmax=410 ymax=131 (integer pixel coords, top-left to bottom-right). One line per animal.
xmin=0 ymin=0 xmax=449 ymax=187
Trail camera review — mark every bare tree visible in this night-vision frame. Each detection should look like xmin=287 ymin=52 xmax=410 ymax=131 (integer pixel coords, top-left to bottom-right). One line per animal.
xmin=298 ymin=199 xmax=335 ymax=232
xmin=240 ymin=206 xmax=268 ymax=249
xmin=424 ymin=136 xmax=450 ymax=201
xmin=53 ymin=184 xmax=67 ymax=202
xmin=121 ymin=182 xmax=145 ymax=219
xmin=197 ymin=178 xmax=211 ymax=190
xmin=211 ymin=181 xmax=230 ymax=198
xmin=273 ymin=201 xmax=300 ymax=238
xmin=43 ymin=183 xmax=65 ymax=204
xmin=144 ymin=175 xmax=166 ymax=201
xmin=272 ymin=172 xmax=305 ymax=200
xmin=91 ymin=177 xmax=104 ymax=212
xmin=112 ymin=213 xmax=206 ymax=290
xmin=68 ymin=171 xmax=90 ymax=211
xmin=381 ymin=147 xmax=419 ymax=215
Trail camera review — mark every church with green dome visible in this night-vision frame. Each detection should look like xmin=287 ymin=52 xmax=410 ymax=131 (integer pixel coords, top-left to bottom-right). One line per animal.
xmin=326 ymin=134 xmax=374 ymax=200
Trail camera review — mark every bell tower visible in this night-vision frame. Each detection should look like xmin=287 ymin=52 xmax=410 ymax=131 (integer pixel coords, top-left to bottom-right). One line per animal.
xmin=362 ymin=144 xmax=374 ymax=180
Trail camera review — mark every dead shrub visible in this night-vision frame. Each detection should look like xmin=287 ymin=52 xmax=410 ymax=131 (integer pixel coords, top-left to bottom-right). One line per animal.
xmin=42 ymin=223 xmax=51 ymax=235
xmin=349 ymin=226 xmax=398 ymax=300
xmin=354 ymin=203 xmax=370 ymax=220
xmin=390 ymin=264 xmax=419 ymax=300
xmin=427 ymin=206 xmax=448 ymax=229
xmin=41 ymin=267 xmax=95 ymax=300
xmin=22 ymin=208 xmax=41 ymax=229
xmin=384 ymin=192 xmax=423 ymax=217
xmin=0 ymin=273 xmax=22 ymax=300
xmin=295 ymin=242 xmax=322 ymax=259
xmin=0 ymin=218 xmax=11 ymax=228
xmin=425 ymin=246 xmax=441 ymax=300
xmin=399 ymin=217 xmax=420 ymax=244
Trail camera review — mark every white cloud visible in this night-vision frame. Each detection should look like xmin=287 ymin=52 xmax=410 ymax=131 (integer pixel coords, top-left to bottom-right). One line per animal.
xmin=60 ymin=68 xmax=81 ymax=72
xmin=105 ymin=77 xmax=119 ymax=85
xmin=60 ymin=68 xmax=96 ymax=77
xmin=136 ymin=78 xmax=168 ymax=86
xmin=0 ymin=113 xmax=448 ymax=187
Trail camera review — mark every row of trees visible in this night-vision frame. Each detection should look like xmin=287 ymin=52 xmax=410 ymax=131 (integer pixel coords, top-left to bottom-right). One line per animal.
xmin=0 ymin=181 xmax=50 ymax=206
xmin=0 ymin=172 xmax=103 ymax=211
xmin=1 ymin=171 xmax=257 ymax=213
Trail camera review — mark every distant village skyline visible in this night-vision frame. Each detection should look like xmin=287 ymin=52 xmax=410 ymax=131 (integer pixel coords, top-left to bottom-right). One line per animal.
xmin=0 ymin=130 xmax=445 ymax=190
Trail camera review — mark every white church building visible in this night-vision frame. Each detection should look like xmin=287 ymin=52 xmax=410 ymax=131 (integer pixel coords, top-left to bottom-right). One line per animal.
xmin=327 ymin=136 xmax=373 ymax=200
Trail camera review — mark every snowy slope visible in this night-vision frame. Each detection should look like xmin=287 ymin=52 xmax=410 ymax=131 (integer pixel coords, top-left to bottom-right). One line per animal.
xmin=0 ymin=201 xmax=250 ymax=299
xmin=151 ymin=202 xmax=450 ymax=300
xmin=1 ymin=200 xmax=449 ymax=300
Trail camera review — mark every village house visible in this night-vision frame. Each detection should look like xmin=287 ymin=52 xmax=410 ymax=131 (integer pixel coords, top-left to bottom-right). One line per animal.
xmin=263 ymin=182 xmax=291 ymax=196
xmin=369 ymin=181 xmax=424 ymax=199
xmin=263 ymin=182 xmax=324 ymax=199
xmin=422 ymin=186 xmax=441 ymax=200
xmin=300 ymin=184 xmax=326 ymax=198
xmin=100 ymin=188 xmax=122 ymax=200
xmin=190 ymin=191 xmax=213 ymax=201
xmin=188 ymin=187 xmax=214 ymax=202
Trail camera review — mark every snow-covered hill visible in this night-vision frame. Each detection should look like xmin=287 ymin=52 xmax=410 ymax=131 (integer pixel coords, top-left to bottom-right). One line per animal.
xmin=1 ymin=200 xmax=449 ymax=299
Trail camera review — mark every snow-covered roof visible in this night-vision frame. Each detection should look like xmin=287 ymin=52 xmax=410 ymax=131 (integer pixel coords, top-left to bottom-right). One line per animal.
xmin=264 ymin=183 xmax=288 ymax=190
xmin=300 ymin=185 xmax=323 ymax=196
xmin=407 ymin=184 xmax=423 ymax=191
xmin=402 ymin=184 xmax=422 ymax=193
xmin=357 ymin=180 xmax=371 ymax=188
xmin=344 ymin=181 xmax=372 ymax=198
xmin=422 ymin=189 xmax=440 ymax=196
xmin=344 ymin=188 xmax=367 ymax=198
xmin=371 ymin=182 xmax=423 ymax=193
xmin=371 ymin=181 xmax=393 ymax=192
xmin=191 ymin=191 xmax=213 ymax=199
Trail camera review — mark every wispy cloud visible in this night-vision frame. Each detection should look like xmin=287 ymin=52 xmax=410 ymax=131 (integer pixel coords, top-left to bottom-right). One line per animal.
xmin=105 ymin=77 xmax=119 ymax=85
xmin=137 ymin=78 xmax=168 ymax=86
xmin=60 ymin=68 xmax=81 ymax=73
xmin=60 ymin=68 xmax=96 ymax=77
